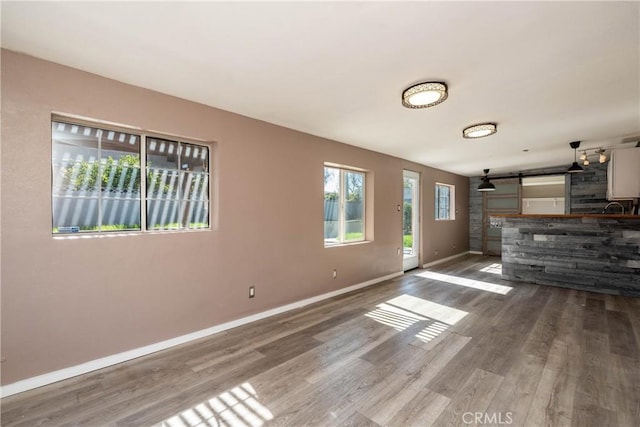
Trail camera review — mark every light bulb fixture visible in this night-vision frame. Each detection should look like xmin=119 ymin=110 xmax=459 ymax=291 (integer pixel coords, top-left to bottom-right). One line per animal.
xmin=573 ymin=146 xmax=609 ymax=168
xmin=598 ymin=149 xmax=607 ymax=163
xmin=477 ymin=169 xmax=496 ymax=192
xmin=402 ymin=81 xmax=448 ymax=109
xmin=567 ymin=141 xmax=584 ymax=173
xmin=463 ymin=123 xmax=497 ymax=139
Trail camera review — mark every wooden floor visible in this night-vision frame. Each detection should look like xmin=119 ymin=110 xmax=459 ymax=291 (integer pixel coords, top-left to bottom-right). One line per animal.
xmin=2 ymin=255 xmax=639 ymax=426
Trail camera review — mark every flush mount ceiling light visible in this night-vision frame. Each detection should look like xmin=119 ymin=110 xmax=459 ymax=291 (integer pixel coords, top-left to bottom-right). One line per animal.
xmin=477 ymin=169 xmax=496 ymax=192
xmin=567 ymin=141 xmax=584 ymax=173
xmin=402 ymin=82 xmax=448 ymax=109
xmin=463 ymin=123 xmax=497 ymax=139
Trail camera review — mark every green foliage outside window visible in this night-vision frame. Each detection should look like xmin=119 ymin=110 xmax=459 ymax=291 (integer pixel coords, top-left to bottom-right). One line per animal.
xmin=60 ymin=154 xmax=141 ymax=192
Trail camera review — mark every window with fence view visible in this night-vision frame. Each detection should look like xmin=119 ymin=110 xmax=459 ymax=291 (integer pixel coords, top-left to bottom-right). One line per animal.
xmin=324 ymin=165 xmax=365 ymax=246
xmin=52 ymin=119 xmax=210 ymax=234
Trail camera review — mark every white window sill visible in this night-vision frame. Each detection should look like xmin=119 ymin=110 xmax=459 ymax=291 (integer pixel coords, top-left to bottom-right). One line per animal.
xmin=324 ymin=240 xmax=371 ymax=248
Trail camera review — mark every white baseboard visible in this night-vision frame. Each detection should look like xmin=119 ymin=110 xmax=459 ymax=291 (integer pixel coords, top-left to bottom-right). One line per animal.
xmin=1 ymin=271 xmax=403 ymax=398
xmin=468 ymin=250 xmax=483 ymax=255
xmin=422 ymin=251 xmax=473 ymax=268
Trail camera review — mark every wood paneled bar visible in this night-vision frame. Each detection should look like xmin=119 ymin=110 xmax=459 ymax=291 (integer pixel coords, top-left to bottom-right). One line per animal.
xmin=491 ymin=214 xmax=640 ymax=296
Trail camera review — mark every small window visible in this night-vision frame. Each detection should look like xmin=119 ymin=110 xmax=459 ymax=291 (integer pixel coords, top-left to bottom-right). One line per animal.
xmin=324 ymin=166 xmax=365 ymax=246
xmin=435 ymin=183 xmax=455 ymax=220
xmin=52 ymin=118 xmax=211 ymax=234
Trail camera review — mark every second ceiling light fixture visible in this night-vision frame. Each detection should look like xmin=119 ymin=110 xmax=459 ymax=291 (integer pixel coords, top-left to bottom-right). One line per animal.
xmin=463 ymin=123 xmax=497 ymax=139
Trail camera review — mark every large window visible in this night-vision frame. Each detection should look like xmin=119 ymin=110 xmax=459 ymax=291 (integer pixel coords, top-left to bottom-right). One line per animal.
xmin=52 ymin=119 xmax=210 ymax=234
xmin=435 ymin=183 xmax=455 ymax=220
xmin=324 ymin=165 xmax=365 ymax=246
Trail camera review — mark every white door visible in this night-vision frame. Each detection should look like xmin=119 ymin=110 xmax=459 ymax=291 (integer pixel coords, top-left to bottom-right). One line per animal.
xmin=403 ymin=170 xmax=420 ymax=271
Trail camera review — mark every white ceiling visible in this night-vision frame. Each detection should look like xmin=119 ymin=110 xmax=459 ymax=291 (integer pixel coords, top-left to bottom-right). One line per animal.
xmin=2 ymin=1 xmax=639 ymax=177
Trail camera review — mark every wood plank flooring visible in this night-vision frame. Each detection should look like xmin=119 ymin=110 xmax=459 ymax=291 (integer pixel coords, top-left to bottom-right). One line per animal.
xmin=2 ymin=255 xmax=639 ymax=426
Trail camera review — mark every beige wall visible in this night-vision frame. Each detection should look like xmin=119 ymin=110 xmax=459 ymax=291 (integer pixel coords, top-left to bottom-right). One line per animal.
xmin=0 ymin=49 xmax=469 ymax=385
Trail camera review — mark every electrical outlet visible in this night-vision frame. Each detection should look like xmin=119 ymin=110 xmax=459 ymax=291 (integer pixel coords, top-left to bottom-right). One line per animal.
xmin=435 ymin=249 xmax=438 ymax=256
xmin=249 ymin=286 xmax=255 ymax=298
xmin=333 ymin=269 xmax=337 ymax=279
xmin=397 ymin=248 xmax=401 ymax=255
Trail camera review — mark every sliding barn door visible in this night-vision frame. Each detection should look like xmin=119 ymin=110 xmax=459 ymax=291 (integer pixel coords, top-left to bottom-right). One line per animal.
xmin=482 ymin=178 xmax=521 ymax=256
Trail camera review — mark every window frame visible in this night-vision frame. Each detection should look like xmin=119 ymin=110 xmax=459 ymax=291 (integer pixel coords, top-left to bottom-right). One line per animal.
xmin=324 ymin=164 xmax=367 ymax=246
xmin=51 ymin=115 xmax=212 ymax=235
xmin=435 ymin=182 xmax=456 ymax=221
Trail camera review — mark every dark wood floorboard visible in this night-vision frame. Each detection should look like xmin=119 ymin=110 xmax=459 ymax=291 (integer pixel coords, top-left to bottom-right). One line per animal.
xmin=2 ymin=255 xmax=639 ymax=426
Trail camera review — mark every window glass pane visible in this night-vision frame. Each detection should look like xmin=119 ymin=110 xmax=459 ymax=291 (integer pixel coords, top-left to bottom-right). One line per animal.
xmin=324 ymin=166 xmax=366 ymax=245
xmin=324 ymin=167 xmax=340 ymax=244
xmin=147 ymin=168 xmax=180 ymax=199
xmin=146 ymin=138 xmax=210 ymax=230
xmin=493 ymin=183 xmax=519 ymax=195
xmin=180 ymin=171 xmax=209 ymax=228
xmin=52 ymin=121 xmax=141 ymax=233
xmin=345 ymin=171 xmax=364 ymax=241
xmin=487 ymin=198 xmax=519 ymax=209
xmin=101 ymin=198 xmax=141 ymax=231
xmin=487 ymin=239 xmax=502 ymax=252
xmin=146 ymin=198 xmax=180 ymax=230
xmin=435 ymin=184 xmax=454 ymax=220
xmin=147 ymin=137 xmax=180 ymax=170
xmin=100 ymin=136 xmax=141 ymax=231
xmin=487 ymin=226 xmax=502 ymax=238
xmin=180 ymin=143 xmax=209 ymax=173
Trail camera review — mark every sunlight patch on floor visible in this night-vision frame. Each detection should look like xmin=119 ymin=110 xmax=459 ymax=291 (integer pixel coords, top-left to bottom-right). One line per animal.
xmin=385 ymin=294 xmax=468 ymax=325
xmin=365 ymin=294 xmax=467 ymax=346
xmin=157 ymin=382 xmax=273 ymax=427
xmin=417 ymin=270 xmax=512 ymax=295
xmin=415 ymin=321 xmax=449 ymax=343
xmin=365 ymin=302 xmax=428 ymax=331
xmin=480 ymin=263 xmax=503 ymax=275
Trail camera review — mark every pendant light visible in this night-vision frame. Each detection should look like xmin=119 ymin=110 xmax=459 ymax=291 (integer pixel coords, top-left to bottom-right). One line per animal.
xmin=567 ymin=141 xmax=584 ymax=173
xmin=477 ymin=169 xmax=496 ymax=192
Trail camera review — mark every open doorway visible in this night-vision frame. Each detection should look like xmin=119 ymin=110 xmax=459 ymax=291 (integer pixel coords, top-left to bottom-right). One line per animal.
xmin=403 ymin=170 xmax=420 ymax=270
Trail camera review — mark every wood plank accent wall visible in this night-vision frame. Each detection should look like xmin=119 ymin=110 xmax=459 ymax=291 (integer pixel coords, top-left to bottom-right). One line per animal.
xmin=469 ymin=177 xmax=483 ymax=252
xmin=499 ymin=215 xmax=640 ymax=296
xmin=569 ymin=162 xmax=608 ymax=213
